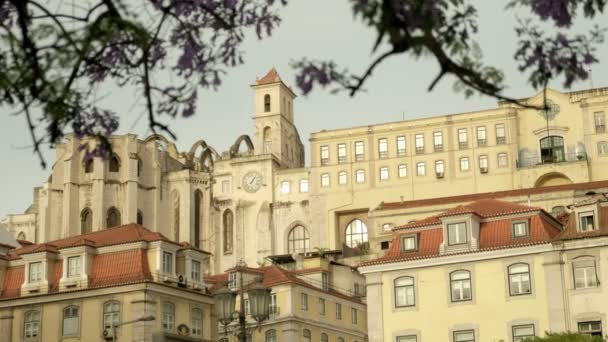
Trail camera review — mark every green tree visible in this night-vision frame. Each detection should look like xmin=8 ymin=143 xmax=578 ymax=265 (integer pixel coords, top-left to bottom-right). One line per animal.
xmin=521 ymin=332 xmax=606 ymax=342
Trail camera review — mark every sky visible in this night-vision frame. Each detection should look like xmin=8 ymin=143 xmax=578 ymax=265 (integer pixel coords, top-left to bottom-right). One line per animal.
xmin=1 ymin=1 xmax=607 ymax=218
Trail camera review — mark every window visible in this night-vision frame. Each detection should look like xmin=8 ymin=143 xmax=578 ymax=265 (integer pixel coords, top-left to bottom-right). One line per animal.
xmin=434 ymin=131 xmax=443 ymax=151
xmin=573 ymin=257 xmax=599 ymax=289
xmin=320 ymin=145 xmax=329 ymax=165
xmin=269 ymin=293 xmax=277 ymax=314
xmin=458 ymin=128 xmax=468 ymax=149
xmin=479 ymin=155 xmax=488 ymax=172
xmin=498 ymin=152 xmax=508 ymax=167
xmin=288 ymin=225 xmax=310 ymax=253
xmin=301 ymin=293 xmax=308 ymax=311
xmin=137 ymin=210 xmax=143 ymax=226
xmin=398 ymin=336 xmax=417 ymax=342
xmin=318 ymin=298 xmax=326 ymax=315
xmin=401 ymin=236 xmax=417 ymax=252
xmin=454 ymin=330 xmax=475 ymax=342
xmin=63 ymin=306 xmax=79 ymax=336
xmin=397 ymin=136 xmax=407 ymax=156
xmin=512 ymin=324 xmax=535 ymax=342
xmin=264 ymin=94 xmax=271 ymax=112
xmin=355 ymin=169 xmax=365 ymax=183
xmin=416 ymin=162 xmax=426 ymax=176
xmin=67 ymin=256 xmax=81 ymax=277
xmin=223 ymin=209 xmax=234 ymax=253
xmin=381 ymin=241 xmax=390 ymax=250
xmin=594 ymin=111 xmax=606 ymax=133
xmin=228 ymin=272 xmax=237 ymax=289
xmin=351 ymin=307 xmax=358 ymax=324
xmin=162 ymin=302 xmax=175 ymax=331
xmin=24 ymin=310 xmax=40 ymax=338
xmin=508 ymin=263 xmax=531 ymax=295
xmin=338 ymin=143 xmax=347 ymax=163
xmin=354 ymin=282 xmax=361 ymax=296
xmin=103 ymin=301 xmax=120 ymax=331
xmin=29 ymin=262 xmax=42 ymax=282
xmin=106 ymin=207 xmax=121 ymax=228
xmin=321 ymin=173 xmax=330 ymax=187
xmin=476 ymin=126 xmax=487 ymax=146
xmin=299 ymin=179 xmax=309 ymax=193
xmin=435 ymin=160 xmax=445 ymax=176
xmin=335 ymin=303 xmax=342 ymax=320
xmin=84 ymin=158 xmax=94 ymax=174
xmin=450 ymin=270 xmax=472 ymax=302
xmin=460 ymin=157 xmax=470 ymax=171
xmin=265 ymin=329 xmax=277 ymax=342
xmin=162 ymin=251 xmax=173 ymax=274
xmin=398 ymin=164 xmax=407 ymax=178
xmin=394 ymin=276 xmax=415 ymax=307
xmin=579 ymin=211 xmax=596 ymax=231
xmin=338 ymin=171 xmax=348 ymax=185
xmin=415 ymin=134 xmax=425 ymax=154
xmin=345 ymin=219 xmax=369 ymax=248
xmin=447 ymin=222 xmax=467 ymax=245
xmin=512 ymin=221 xmax=529 ymax=238
xmin=321 ymin=333 xmax=329 ymax=342
xmin=540 ymin=136 xmax=565 ymax=163
xmin=379 ymin=166 xmax=389 ymax=181
xmin=137 ymin=158 xmax=143 ymax=177
xmin=281 ymin=181 xmax=291 ymax=194
xmin=303 ymin=329 xmax=312 ymax=342
xmin=109 ymin=154 xmax=120 ymax=173
xmin=578 ymin=321 xmax=603 ymax=337
xmin=338 ymin=338 xmax=346 ymax=342
xmin=191 ymin=260 xmax=201 ymax=282
xmin=244 ymin=299 xmax=250 ymax=315
xmin=598 ymin=141 xmax=608 ymax=155
xmin=496 ymin=124 xmax=506 ymax=144
xmin=191 ymin=308 xmax=203 ymax=337
xmin=378 ymin=138 xmax=388 ymax=158
xmin=355 ymin=141 xmax=365 ymax=161
xmin=322 ymin=272 xmax=329 ymax=291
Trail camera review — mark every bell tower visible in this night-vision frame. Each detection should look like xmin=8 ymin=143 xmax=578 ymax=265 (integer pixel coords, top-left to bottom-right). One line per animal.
xmin=251 ymin=68 xmax=304 ymax=168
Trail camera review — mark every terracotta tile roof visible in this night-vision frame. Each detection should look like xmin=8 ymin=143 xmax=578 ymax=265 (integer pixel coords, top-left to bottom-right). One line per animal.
xmin=256 ymin=68 xmax=282 ymax=85
xmin=89 ymin=249 xmax=152 ymax=287
xmin=1 ymin=265 xmax=24 ymax=299
xmin=379 ymin=180 xmax=608 ymax=211
xmin=553 ymin=205 xmax=608 ymax=241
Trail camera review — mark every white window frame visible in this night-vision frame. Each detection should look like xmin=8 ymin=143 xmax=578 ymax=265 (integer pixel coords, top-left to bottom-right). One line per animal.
xmin=416 ymin=162 xmax=426 ymax=176
xmin=29 ymin=262 xmax=43 ymax=283
xmin=338 ymin=171 xmax=348 ymax=185
xmin=498 ymin=152 xmax=508 ymax=168
xmin=458 ymin=128 xmax=468 ymax=148
xmin=280 ymin=181 xmax=291 ymax=194
xmin=415 ymin=134 xmax=425 ymax=153
xmin=435 ymin=160 xmax=445 ymax=174
xmin=337 ymin=143 xmax=347 ymax=163
xmin=67 ymin=256 xmax=81 ymax=278
xmin=62 ymin=305 xmax=80 ymax=336
xmin=476 ymin=126 xmax=487 ymax=146
xmin=447 ymin=222 xmax=467 ymax=245
xmin=355 ymin=141 xmax=365 ymax=161
xmin=394 ymin=276 xmax=415 ymax=307
xmin=573 ymin=257 xmax=599 ymax=289
xmin=191 ymin=260 xmax=201 ymax=282
xmin=397 ymin=136 xmax=406 ymax=156
xmin=378 ymin=138 xmax=388 ymax=158
xmin=379 ymin=167 xmax=389 ymax=181
xmin=496 ymin=123 xmax=506 ymax=144
xmin=355 ymin=169 xmax=365 ymax=184
xmin=299 ymin=179 xmax=309 ymax=193
xmin=433 ymin=131 xmax=443 ymax=151
xmin=320 ymin=173 xmax=330 ymax=188
xmin=320 ymin=145 xmax=329 ymax=165
xmin=398 ymin=164 xmax=407 ymax=178
xmin=460 ymin=157 xmax=470 ymax=171
xmin=162 ymin=302 xmax=175 ymax=331
xmin=162 ymin=251 xmax=173 ymax=274
xmin=508 ymin=263 xmax=532 ymax=296
xmin=450 ymin=270 xmax=472 ymax=302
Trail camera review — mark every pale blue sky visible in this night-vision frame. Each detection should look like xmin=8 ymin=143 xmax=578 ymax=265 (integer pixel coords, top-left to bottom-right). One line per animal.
xmin=1 ymin=1 xmax=607 ymax=217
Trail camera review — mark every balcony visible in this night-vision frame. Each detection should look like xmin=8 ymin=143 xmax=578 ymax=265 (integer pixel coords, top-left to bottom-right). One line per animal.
xmin=378 ymin=151 xmax=388 ymax=159
xmin=516 ymin=152 xmax=587 ymax=168
xmin=434 ymin=144 xmax=444 ymax=152
xmin=415 ymin=147 xmax=425 ymax=154
xmin=477 ymin=139 xmax=487 ymax=147
xmin=459 ymin=141 xmax=468 ymax=149
xmin=496 ymin=136 xmax=506 ymax=144
xmin=320 ymin=158 xmax=329 ymax=166
xmin=596 ymin=124 xmax=606 ymax=133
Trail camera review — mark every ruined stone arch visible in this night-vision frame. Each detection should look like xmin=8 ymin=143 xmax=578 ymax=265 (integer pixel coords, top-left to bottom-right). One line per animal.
xmin=199 ymin=148 xmax=216 ymax=172
xmin=17 ymin=231 xmax=26 ymax=241
xmin=534 ymin=172 xmax=573 ymax=187
xmin=230 ymin=135 xmax=254 ymax=157
xmin=81 ymin=207 xmax=93 ymax=234
xmin=144 ymin=134 xmax=178 ymax=157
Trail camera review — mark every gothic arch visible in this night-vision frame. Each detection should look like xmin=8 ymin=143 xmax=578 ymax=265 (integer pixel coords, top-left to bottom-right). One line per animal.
xmin=81 ymin=208 xmax=93 ymax=234
xmin=534 ymin=172 xmax=572 ymax=187
xmin=285 ymin=221 xmax=310 ymax=254
xmin=144 ymin=134 xmax=178 ymax=157
xmin=17 ymin=231 xmax=26 ymax=241
xmin=189 ymin=139 xmax=211 ymax=155
xmin=223 ymin=209 xmax=234 ymax=254
xmin=229 ymin=135 xmax=254 ymax=157
xmin=106 ymin=207 xmax=121 ymax=228
xmin=194 ymin=190 xmax=203 ymax=248
xmin=199 ymin=148 xmax=216 ymax=172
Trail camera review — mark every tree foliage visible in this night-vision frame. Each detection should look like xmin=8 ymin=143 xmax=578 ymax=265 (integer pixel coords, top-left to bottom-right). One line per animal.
xmin=519 ymin=332 xmax=606 ymax=341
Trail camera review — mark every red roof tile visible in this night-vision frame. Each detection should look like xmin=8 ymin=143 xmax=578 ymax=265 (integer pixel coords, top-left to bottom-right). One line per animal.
xmin=256 ymin=68 xmax=281 ymax=85
xmin=1 ymin=265 xmax=24 ymax=299
xmin=90 ymin=249 xmax=152 ymax=287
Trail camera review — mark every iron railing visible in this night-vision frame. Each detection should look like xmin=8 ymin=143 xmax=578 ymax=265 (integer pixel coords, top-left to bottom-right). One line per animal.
xmin=516 ymin=152 xmax=587 ymax=168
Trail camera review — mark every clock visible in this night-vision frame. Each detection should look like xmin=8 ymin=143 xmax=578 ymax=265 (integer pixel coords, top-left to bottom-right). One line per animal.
xmin=242 ymin=171 xmax=263 ymax=193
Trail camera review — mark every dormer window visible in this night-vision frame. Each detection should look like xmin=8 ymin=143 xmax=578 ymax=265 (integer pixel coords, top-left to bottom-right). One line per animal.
xmin=228 ymin=272 xmax=237 ymax=289
xmin=191 ymin=260 xmax=201 ymax=282
xmin=578 ymin=211 xmax=596 ymax=232
xmin=162 ymin=251 xmax=173 ymax=274
xmin=67 ymin=256 xmax=81 ymax=278
xmin=512 ymin=221 xmax=529 ymax=238
xmin=29 ymin=262 xmax=42 ymax=282
xmin=401 ymin=236 xmax=417 ymax=252
xmin=447 ymin=222 xmax=467 ymax=245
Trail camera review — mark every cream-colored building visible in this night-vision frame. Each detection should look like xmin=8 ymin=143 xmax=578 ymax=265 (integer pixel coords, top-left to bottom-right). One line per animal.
xmin=0 ymin=224 xmax=217 ymax=342
xmin=2 ymin=69 xmax=607 ymax=272
xmin=206 ymin=254 xmax=367 ymax=342
xmin=358 ymin=197 xmax=608 ymax=342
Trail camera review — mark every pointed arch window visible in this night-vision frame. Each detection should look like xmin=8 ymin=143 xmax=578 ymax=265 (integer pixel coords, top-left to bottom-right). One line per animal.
xmin=223 ymin=209 xmax=234 ymax=254
xmin=288 ymin=225 xmax=310 ymax=254
xmin=137 ymin=210 xmax=143 ymax=225
xmin=109 ymin=154 xmax=120 ymax=173
xmin=345 ymin=219 xmax=368 ymax=248
xmin=81 ymin=208 xmax=93 ymax=233
xmin=106 ymin=207 xmax=121 ymax=228
xmin=263 ymin=126 xmax=272 ymax=154
xmin=84 ymin=158 xmax=94 ymax=174
xmin=264 ymin=94 xmax=271 ymax=112
xmin=194 ymin=190 xmax=203 ymax=248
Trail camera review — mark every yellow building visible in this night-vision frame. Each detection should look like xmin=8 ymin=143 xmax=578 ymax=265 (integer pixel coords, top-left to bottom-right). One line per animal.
xmin=0 ymin=224 xmax=217 ymax=342
xmin=358 ymin=197 xmax=608 ymax=342
xmin=206 ymin=254 xmax=367 ymax=342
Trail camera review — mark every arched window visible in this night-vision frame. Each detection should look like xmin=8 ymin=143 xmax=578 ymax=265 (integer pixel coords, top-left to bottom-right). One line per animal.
xmin=265 ymin=329 xmax=277 ymax=342
xmin=103 ymin=301 xmax=120 ymax=331
xmin=394 ymin=276 xmax=415 ymax=307
xmin=62 ymin=305 xmax=80 ymax=336
xmin=508 ymin=263 xmax=531 ymax=296
xmin=223 ymin=209 xmax=234 ymax=253
xmin=84 ymin=158 xmax=94 ymax=174
xmin=191 ymin=308 xmax=203 ymax=337
xmin=137 ymin=210 xmax=143 ymax=225
xmin=540 ymin=136 xmax=565 ymax=163
xmin=162 ymin=302 xmax=175 ymax=331
xmin=24 ymin=310 xmax=41 ymax=338
xmin=321 ymin=333 xmax=329 ymax=342
xmin=264 ymin=94 xmax=271 ymax=112
xmin=263 ymin=126 xmax=272 ymax=153
xmin=572 ymin=256 xmax=599 ymax=289
xmin=81 ymin=208 xmax=92 ymax=234
xmin=137 ymin=158 xmax=143 ymax=177
xmin=337 ymin=338 xmax=345 ymax=342
xmin=450 ymin=270 xmax=472 ymax=302
xmin=194 ymin=190 xmax=203 ymax=248
xmin=345 ymin=219 xmax=368 ymax=248
xmin=303 ymin=329 xmax=312 ymax=342
xmin=288 ymin=225 xmax=310 ymax=254
xmin=17 ymin=231 xmax=26 ymax=241
xmin=172 ymin=190 xmax=180 ymax=241
xmin=106 ymin=207 xmax=121 ymax=228
xmin=109 ymin=154 xmax=120 ymax=173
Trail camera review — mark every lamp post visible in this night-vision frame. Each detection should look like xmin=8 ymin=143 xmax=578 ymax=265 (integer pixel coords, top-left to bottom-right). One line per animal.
xmin=213 ymin=262 xmax=272 ymax=342
xmin=111 ymin=315 xmax=155 ymax=342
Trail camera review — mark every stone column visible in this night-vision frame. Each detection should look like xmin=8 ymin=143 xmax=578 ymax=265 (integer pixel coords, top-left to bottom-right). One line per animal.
xmin=364 ymin=272 xmax=384 ymax=342
xmin=543 ymin=250 xmax=568 ymax=332
xmin=130 ymin=290 xmax=157 ymax=342
xmin=0 ymin=308 xmax=14 ymax=342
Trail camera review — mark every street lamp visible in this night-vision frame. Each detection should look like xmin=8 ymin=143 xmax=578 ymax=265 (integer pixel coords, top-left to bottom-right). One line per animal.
xmin=110 ymin=315 xmax=155 ymax=342
xmin=213 ymin=262 xmax=272 ymax=342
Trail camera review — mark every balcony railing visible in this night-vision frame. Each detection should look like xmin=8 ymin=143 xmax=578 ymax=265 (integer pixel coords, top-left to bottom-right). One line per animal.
xmin=434 ymin=144 xmax=444 ymax=152
xmin=378 ymin=151 xmax=388 ymax=159
xmin=496 ymin=136 xmax=506 ymax=144
xmin=415 ymin=147 xmax=425 ymax=154
xmin=516 ymin=152 xmax=587 ymax=168
xmin=596 ymin=124 xmax=606 ymax=133
xmin=459 ymin=141 xmax=468 ymax=149
xmin=477 ymin=139 xmax=487 ymax=147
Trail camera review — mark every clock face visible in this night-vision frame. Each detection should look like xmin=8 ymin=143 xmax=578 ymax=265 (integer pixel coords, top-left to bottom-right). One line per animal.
xmin=242 ymin=171 xmax=263 ymax=193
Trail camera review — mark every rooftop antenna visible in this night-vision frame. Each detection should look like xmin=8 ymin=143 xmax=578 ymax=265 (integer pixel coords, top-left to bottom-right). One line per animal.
xmin=402 ymin=110 xmax=406 ymax=121
xmin=589 ymin=68 xmax=594 ymax=89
